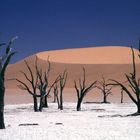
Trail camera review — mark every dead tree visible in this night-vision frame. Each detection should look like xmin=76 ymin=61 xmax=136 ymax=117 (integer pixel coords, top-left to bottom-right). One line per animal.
xmin=35 ymin=57 xmax=51 ymax=111
xmin=50 ymin=70 xmax=67 ymax=110
xmin=16 ymin=57 xmax=58 ymax=112
xmin=74 ymin=68 xmax=96 ymax=111
xmin=15 ymin=59 xmax=40 ymax=112
xmin=58 ymin=70 xmax=68 ymax=110
xmin=0 ymin=37 xmax=17 ymax=129
xmin=96 ymin=76 xmax=112 ymax=103
xmin=109 ymin=46 xmax=140 ymax=115
xmin=38 ymin=79 xmax=57 ymax=111
xmin=37 ymin=64 xmax=59 ymax=111
xmin=41 ymin=80 xmax=59 ymax=109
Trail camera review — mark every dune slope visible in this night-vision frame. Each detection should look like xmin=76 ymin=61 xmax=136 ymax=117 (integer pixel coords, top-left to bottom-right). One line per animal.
xmin=37 ymin=46 xmax=140 ymax=64
xmin=5 ymin=46 xmax=140 ymax=89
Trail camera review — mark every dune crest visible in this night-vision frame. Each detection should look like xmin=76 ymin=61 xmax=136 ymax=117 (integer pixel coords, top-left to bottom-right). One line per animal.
xmin=37 ymin=46 xmax=140 ymax=64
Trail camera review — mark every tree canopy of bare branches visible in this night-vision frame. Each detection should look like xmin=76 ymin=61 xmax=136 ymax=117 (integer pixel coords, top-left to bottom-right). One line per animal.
xmin=96 ymin=76 xmax=112 ymax=103
xmin=15 ymin=58 xmax=40 ymax=111
xmin=15 ymin=56 xmax=58 ymax=112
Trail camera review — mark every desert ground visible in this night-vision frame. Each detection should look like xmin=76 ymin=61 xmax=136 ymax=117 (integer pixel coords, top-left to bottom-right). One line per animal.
xmin=0 ymin=103 xmax=140 ymax=140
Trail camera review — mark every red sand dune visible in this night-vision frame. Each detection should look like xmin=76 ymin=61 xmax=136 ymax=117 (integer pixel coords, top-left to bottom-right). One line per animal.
xmin=37 ymin=46 xmax=140 ymax=64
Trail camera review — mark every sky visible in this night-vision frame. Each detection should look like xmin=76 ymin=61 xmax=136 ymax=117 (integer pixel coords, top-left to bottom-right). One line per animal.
xmin=0 ymin=0 xmax=140 ymax=63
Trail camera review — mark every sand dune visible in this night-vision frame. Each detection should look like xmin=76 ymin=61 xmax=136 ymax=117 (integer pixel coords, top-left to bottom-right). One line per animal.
xmin=6 ymin=46 xmax=140 ymax=88
xmin=37 ymin=46 xmax=140 ymax=64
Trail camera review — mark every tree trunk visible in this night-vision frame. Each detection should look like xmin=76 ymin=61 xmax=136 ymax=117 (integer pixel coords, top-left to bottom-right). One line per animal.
xmin=56 ymin=95 xmax=60 ymax=109
xmin=121 ymin=91 xmax=123 ymax=103
xmin=103 ymin=95 xmax=107 ymax=103
xmin=77 ymin=98 xmax=82 ymax=111
xmin=43 ymin=96 xmax=48 ymax=108
xmin=137 ymin=103 xmax=140 ymax=114
xmin=59 ymin=104 xmax=63 ymax=110
xmin=39 ymin=96 xmax=43 ymax=112
xmin=0 ymin=110 xmax=5 ymax=129
xmin=33 ymin=96 xmax=38 ymax=112
xmin=59 ymin=90 xmax=63 ymax=110
xmin=0 ymin=84 xmax=5 ymax=129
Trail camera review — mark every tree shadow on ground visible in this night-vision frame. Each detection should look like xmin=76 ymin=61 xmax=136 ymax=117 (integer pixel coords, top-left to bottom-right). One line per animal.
xmin=98 ymin=112 xmax=140 ymax=118
xmin=84 ymin=101 xmax=110 ymax=104
xmin=90 ymin=109 xmax=106 ymax=112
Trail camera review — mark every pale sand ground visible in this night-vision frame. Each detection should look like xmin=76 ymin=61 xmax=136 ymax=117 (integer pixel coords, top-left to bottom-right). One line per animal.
xmin=1 ymin=103 xmax=140 ymax=140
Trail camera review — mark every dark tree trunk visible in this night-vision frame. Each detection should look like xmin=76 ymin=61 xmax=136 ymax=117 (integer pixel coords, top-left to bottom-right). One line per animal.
xmin=77 ymin=98 xmax=83 ymax=111
xmin=0 ymin=84 xmax=5 ymax=129
xmin=39 ymin=96 xmax=43 ymax=112
xmin=59 ymin=100 xmax=63 ymax=110
xmin=59 ymin=104 xmax=63 ymax=110
xmin=43 ymin=96 xmax=48 ymax=108
xmin=121 ymin=91 xmax=123 ymax=103
xmin=0 ymin=111 xmax=5 ymax=129
xmin=103 ymin=95 xmax=107 ymax=103
xmin=33 ymin=96 xmax=38 ymax=112
xmin=137 ymin=103 xmax=140 ymax=114
xmin=56 ymin=95 xmax=60 ymax=109
xmin=59 ymin=90 xmax=63 ymax=110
